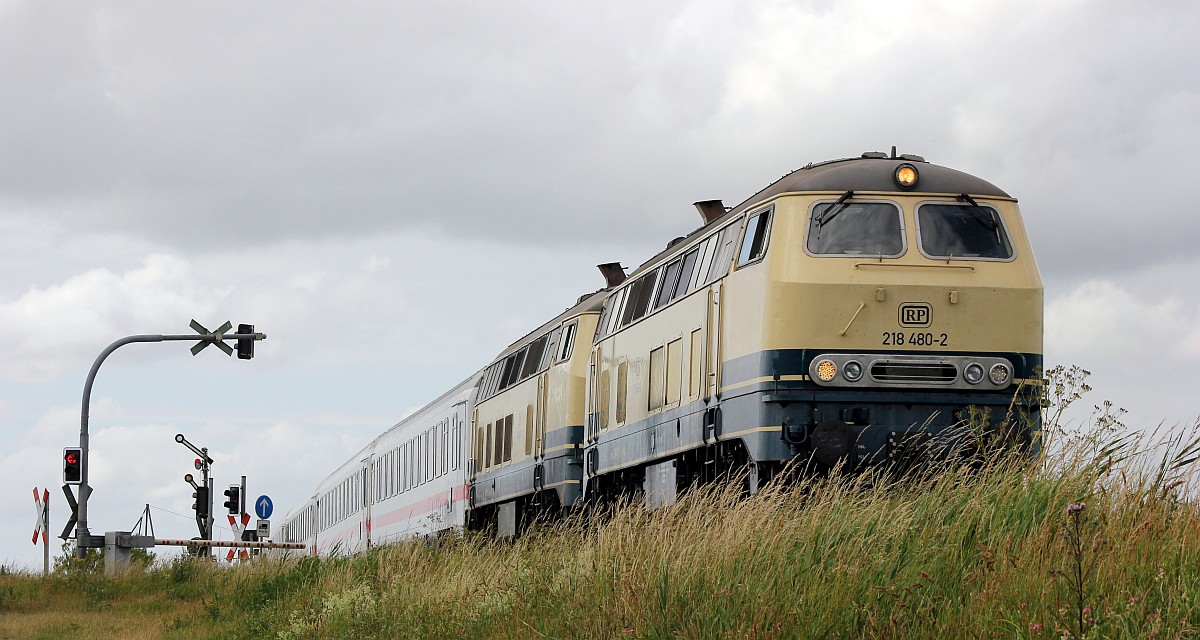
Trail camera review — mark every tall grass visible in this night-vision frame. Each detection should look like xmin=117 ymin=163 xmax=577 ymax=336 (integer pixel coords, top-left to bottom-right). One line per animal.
xmin=3 ymin=367 xmax=1198 ymax=639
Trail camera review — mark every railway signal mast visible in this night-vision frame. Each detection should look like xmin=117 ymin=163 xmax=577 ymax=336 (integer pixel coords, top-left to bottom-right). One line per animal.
xmin=177 ymin=433 xmax=215 ymax=546
xmin=63 ymin=320 xmax=266 ymax=559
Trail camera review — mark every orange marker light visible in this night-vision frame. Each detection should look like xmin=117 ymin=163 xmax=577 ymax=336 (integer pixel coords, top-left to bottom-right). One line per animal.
xmin=816 ymin=359 xmax=838 ymax=382
xmin=894 ymin=164 xmax=918 ymax=189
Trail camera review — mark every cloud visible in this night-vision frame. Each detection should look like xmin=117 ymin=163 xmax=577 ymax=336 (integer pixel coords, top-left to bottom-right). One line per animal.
xmin=4 ymin=0 xmax=1188 ymax=258
xmin=1046 ymin=279 xmax=1200 ymax=362
xmin=0 ymin=254 xmax=228 ymax=382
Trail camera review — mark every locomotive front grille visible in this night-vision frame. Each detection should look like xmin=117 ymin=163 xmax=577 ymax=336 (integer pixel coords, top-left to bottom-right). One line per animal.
xmin=870 ymin=361 xmax=957 ymax=384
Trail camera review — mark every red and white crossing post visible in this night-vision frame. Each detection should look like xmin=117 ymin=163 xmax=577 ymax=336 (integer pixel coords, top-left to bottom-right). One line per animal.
xmin=33 ymin=487 xmax=49 ymax=575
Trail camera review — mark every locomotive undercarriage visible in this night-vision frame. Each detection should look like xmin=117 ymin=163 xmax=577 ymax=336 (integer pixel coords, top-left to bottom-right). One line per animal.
xmin=579 ymin=388 xmax=1039 ymax=517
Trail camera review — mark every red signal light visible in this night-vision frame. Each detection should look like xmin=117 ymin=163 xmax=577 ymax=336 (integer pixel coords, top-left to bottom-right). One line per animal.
xmin=63 ymin=447 xmax=83 ymax=484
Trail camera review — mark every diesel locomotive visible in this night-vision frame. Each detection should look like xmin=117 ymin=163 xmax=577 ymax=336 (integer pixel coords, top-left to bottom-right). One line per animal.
xmin=279 ymin=152 xmax=1043 ymax=552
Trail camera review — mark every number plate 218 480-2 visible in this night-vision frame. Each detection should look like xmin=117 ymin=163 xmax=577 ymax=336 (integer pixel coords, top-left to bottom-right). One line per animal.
xmin=882 ymin=332 xmax=948 ymax=347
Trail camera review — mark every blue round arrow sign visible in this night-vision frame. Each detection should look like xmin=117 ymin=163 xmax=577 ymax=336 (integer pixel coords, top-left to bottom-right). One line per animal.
xmin=255 ymin=495 xmax=273 ymax=519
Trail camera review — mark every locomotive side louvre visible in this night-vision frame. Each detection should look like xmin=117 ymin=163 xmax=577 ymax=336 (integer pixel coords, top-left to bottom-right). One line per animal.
xmin=466 ymin=292 xmax=604 ymax=535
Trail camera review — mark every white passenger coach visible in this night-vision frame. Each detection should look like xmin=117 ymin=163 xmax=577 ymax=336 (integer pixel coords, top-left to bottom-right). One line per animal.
xmin=278 ymin=375 xmax=477 ymax=554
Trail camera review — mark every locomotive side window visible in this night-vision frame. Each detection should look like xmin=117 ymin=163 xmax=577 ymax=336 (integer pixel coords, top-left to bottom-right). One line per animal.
xmin=674 ymin=247 xmax=700 ymax=298
xmin=521 ymin=333 xmax=550 ymax=378
xmin=653 ymin=258 xmax=684 ymax=310
xmin=736 ymin=208 xmax=772 ymax=267
xmin=543 ymin=327 xmax=562 ymax=368
xmin=620 ymin=270 xmax=660 ymax=327
xmin=558 ymin=321 xmax=577 ymax=361
xmin=595 ymin=298 xmax=614 ymax=340
xmin=705 ymin=222 xmax=742 ymax=282
xmin=916 ymin=203 xmax=1014 ymax=260
xmin=806 ymin=201 xmax=904 ymax=257
xmin=688 ymin=236 xmax=717 ymax=291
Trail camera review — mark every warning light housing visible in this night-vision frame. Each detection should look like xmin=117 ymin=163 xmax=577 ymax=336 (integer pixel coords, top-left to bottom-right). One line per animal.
xmin=63 ymin=447 xmax=82 ymax=485
xmin=894 ymin=163 xmax=919 ymax=189
xmin=223 ymin=485 xmax=241 ymax=515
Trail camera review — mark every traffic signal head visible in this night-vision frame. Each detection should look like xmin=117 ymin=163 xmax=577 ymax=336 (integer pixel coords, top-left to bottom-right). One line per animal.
xmin=237 ymin=324 xmax=255 ymax=360
xmin=193 ymin=486 xmax=210 ymax=520
xmin=63 ymin=447 xmax=82 ymax=484
xmin=223 ymin=485 xmax=241 ymax=515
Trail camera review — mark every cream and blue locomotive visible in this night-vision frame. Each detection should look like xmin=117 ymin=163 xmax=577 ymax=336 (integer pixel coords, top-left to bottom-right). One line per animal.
xmin=279 ymin=152 xmax=1043 ymax=547
xmin=465 ymin=293 xmax=603 ymax=535
xmin=584 ymin=152 xmax=1042 ymax=505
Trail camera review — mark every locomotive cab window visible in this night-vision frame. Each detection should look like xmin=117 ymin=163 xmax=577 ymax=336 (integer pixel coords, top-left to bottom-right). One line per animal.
xmin=916 ymin=202 xmax=1014 ymax=261
xmin=736 ymin=208 xmax=772 ymax=267
xmin=558 ymin=321 xmax=577 ymax=361
xmin=806 ymin=200 xmax=904 ymax=257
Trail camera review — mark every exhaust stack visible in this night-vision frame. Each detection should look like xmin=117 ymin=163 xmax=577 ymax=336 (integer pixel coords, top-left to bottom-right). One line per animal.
xmin=597 ymin=262 xmax=626 ymax=288
xmin=693 ymin=200 xmax=726 ymax=225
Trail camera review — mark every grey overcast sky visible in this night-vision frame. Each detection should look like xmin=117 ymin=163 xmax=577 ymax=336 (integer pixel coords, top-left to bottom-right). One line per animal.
xmin=2 ymin=0 xmax=1198 ymax=568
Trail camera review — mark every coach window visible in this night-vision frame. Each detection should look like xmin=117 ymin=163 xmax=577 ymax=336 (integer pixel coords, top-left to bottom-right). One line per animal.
xmin=915 ymin=202 xmax=1014 ymax=261
xmin=806 ymin=200 xmax=904 ymax=257
xmin=736 ymin=208 xmax=772 ymax=267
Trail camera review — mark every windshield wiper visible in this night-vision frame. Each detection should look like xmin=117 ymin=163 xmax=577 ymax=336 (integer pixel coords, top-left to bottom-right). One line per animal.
xmin=814 ymin=190 xmax=854 ymax=238
xmin=957 ymin=193 xmax=1002 ymax=243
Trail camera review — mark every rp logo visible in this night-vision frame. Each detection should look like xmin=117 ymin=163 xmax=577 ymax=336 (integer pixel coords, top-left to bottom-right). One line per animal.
xmin=898 ymin=303 xmax=932 ymax=328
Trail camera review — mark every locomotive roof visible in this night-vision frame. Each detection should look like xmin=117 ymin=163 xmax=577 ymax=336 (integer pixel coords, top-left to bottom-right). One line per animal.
xmin=725 ymin=154 xmax=1010 ymax=217
xmin=624 ymin=154 xmax=1011 ymax=279
xmin=488 ymin=288 xmax=607 ymax=362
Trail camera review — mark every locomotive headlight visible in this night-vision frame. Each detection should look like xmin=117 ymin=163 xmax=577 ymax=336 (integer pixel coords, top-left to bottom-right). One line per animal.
xmin=964 ymin=362 xmax=985 ymax=385
xmin=843 ymin=360 xmax=863 ymax=382
xmin=989 ymin=363 xmax=1011 ymax=386
xmin=894 ymin=163 xmax=919 ymax=189
xmin=816 ymin=359 xmax=838 ymax=382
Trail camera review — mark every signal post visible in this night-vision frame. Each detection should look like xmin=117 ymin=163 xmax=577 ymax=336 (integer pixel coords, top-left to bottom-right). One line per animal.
xmin=62 ymin=320 xmax=265 ymax=567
